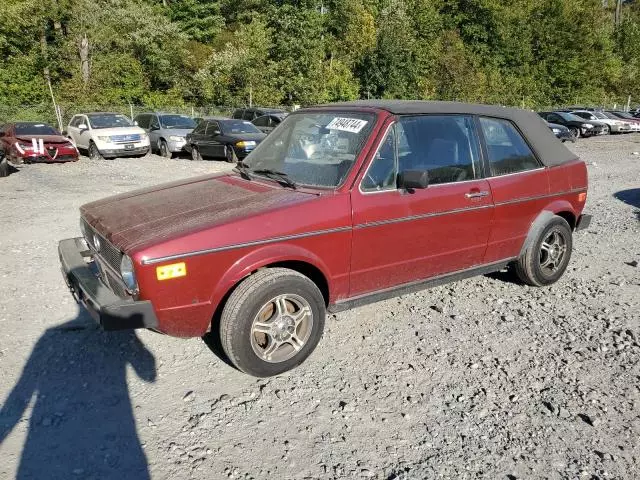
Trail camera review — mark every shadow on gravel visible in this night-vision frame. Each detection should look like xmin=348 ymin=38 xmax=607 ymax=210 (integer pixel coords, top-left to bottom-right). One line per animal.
xmin=614 ymin=188 xmax=640 ymax=220
xmin=0 ymin=313 xmax=156 ymax=479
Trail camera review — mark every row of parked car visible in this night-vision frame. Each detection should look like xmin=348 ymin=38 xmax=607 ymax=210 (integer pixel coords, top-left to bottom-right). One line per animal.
xmin=0 ymin=107 xmax=288 ymax=176
xmin=541 ymin=108 xmax=640 ymax=142
xmin=1 ymin=104 xmax=638 ymax=177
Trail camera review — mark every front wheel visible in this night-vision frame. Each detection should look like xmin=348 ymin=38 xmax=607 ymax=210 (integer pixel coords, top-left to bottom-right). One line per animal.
xmin=568 ymin=126 xmax=580 ymax=138
xmin=191 ymin=146 xmax=203 ymax=161
xmin=219 ymin=268 xmax=326 ymax=377
xmin=0 ymin=157 xmax=9 ymax=177
xmin=88 ymin=141 xmax=104 ymax=160
xmin=159 ymin=140 xmax=172 ymax=158
xmin=225 ymin=145 xmax=238 ymax=163
xmin=515 ymin=216 xmax=573 ymax=287
xmin=602 ymin=125 xmax=610 ymax=135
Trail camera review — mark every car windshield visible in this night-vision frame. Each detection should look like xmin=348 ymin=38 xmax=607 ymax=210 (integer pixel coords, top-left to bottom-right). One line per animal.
xmin=592 ymin=112 xmax=608 ymax=120
xmin=14 ymin=124 xmax=58 ymax=135
xmin=87 ymin=114 xmax=132 ymax=129
xmin=160 ymin=114 xmax=196 ymax=129
xmin=220 ymin=120 xmax=262 ymax=134
xmin=242 ymin=111 xmax=376 ymax=188
xmin=557 ymin=112 xmax=584 ymax=122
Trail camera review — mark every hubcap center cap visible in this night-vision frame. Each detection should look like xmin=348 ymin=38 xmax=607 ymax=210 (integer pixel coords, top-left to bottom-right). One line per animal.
xmin=272 ymin=317 xmax=295 ymax=341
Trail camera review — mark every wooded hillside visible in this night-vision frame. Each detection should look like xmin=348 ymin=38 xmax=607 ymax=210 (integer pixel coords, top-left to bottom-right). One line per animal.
xmin=1 ymin=0 xmax=639 ymax=110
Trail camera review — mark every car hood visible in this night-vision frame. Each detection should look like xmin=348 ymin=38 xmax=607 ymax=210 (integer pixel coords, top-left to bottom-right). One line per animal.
xmin=225 ymin=133 xmax=267 ymax=142
xmin=14 ymin=134 xmax=71 ymax=144
xmin=160 ymin=128 xmax=193 ymax=136
xmin=91 ymin=126 xmax=146 ymax=136
xmin=80 ymin=174 xmax=317 ymax=252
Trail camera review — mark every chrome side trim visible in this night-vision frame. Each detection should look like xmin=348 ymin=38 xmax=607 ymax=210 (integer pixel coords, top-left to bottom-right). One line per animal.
xmin=494 ymin=187 xmax=586 ymax=207
xmin=142 ymin=226 xmax=352 ymax=265
xmin=354 ymin=204 xmax=493 ymax=230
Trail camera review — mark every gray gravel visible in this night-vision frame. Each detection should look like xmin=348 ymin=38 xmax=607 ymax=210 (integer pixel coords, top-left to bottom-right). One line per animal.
xmin=0 ymin=138 xmax=639 ymax=480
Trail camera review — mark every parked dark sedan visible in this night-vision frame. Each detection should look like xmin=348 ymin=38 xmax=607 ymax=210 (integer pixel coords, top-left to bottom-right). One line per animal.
xmin=185 ymin=118 xmax=267 ymax=162
xmin=547 ymin=122 xmax=575 ymax=142
xmin=538 ymin=112 xmax=604 ymax=138
xmin=252 ymin=113 xmax=288 ymax=134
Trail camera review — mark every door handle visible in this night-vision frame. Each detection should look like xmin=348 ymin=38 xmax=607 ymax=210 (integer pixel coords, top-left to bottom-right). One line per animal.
xmin=465 ymin=191 xmax=490 ymax=199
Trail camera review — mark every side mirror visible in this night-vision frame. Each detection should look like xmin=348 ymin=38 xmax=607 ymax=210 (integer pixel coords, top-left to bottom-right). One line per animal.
xmin=78 ymin=124 xmax=88 ymax=131
xmin=212 ymin=129 xmax=221 ymax=136
xmin=133 ymin=120 xmax=139 ymax=126
xmin=61 ymin=130 xmax=67 ymax=136
xmin=150 ymin=124 xmax=159 ymax=131
xmin=398 ymin=170 xmax=429 ymax=190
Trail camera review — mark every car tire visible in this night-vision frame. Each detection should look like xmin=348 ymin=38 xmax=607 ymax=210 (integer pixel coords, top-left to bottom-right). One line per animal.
xmin=88 ymin=141 xmax=104 ymax=161
xmin=568 ymin=126 xmax=580 ymax=138
xmin=160 ymin=140 xmax=172 ymax=158
xmin=219 ymin=268 xmax=326 ymax=377
xmin=602 ymin=125 xmax=610 ymax=135
xmin=225 ymin=145 xmax=237 ymax=163
xmin=0 ymin=157 xmax=9 ymax=177
xmin=191 ymin=146 xmax=203 ymax=161
xmin=514 ymin=216 xmax=573 ymax=287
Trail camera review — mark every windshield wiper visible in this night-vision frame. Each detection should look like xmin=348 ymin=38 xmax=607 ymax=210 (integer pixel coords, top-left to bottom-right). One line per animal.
xmin=233 ymin=161 xmax=253 ymax=181
xmin=252 ymin=169 xmax=297 ymax=189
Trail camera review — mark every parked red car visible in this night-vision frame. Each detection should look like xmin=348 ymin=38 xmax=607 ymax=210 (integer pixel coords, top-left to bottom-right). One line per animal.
xmin=0 ymin=122 xmax=78 ymax=176
xmin=59 ymin=101 xmax=590 ymax=377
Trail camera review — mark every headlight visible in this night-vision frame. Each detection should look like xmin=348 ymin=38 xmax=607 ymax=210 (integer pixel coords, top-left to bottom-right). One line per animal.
xmin=120 ymin=255 xmax=138 ymax=292
xmin=552 ymin=128 xmax=561 ymax=134
xmin=235 ymin=141 xmax=256 ymax=148
xmin=97 ymin=136 xmax=112 ymax=143
xmin=582 ymin=124 xmax=593 ymax=129
xmin=169 ymin=135 xmax=185 ymax=142
xmin=140 ymin=133 xmax=149 ymax=141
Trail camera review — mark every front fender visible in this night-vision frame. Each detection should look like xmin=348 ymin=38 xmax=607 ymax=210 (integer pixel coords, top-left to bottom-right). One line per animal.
xmin=208 ymin=243 xmax=333 ymax=312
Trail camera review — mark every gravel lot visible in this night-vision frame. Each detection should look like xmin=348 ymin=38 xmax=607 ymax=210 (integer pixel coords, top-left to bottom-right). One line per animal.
xmin=0 ymin=137 xmax=639 ymax=480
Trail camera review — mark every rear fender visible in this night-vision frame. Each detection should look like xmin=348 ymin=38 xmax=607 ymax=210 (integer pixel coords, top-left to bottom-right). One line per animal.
xmin=519 ymin=200 xmax=576 ymax=258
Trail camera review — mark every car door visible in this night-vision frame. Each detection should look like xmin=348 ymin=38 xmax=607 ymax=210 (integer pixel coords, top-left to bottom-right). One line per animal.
xmin=147 ymin=114 xmax=161 ymax=149
xmin=187 ymin=120 xmax=206 ymax=154
xmin=349 ymin=114 xmax=494 ymax=296
xmin=71 ymin=115 xmax=91 ymax=149
xmin=204 ymin=121 xmax=224 ymax=157
xmin=253 ymin=115 xmax=270 ymax=134
xmin=478 ymin=116 xmax=550 ymax=263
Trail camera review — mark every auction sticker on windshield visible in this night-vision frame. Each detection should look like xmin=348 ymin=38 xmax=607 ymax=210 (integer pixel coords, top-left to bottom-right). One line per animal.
xmin=326 ymin=117 xmax=368 ymax=133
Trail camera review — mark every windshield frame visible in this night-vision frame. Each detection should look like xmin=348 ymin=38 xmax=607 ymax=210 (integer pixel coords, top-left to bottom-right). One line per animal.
xmin=159 ymin=114 xmax=196 ymax=130
xmin=240 ymin=109 xmax=380 ymax=190
xmin=14 ymin=123 xmax=59 ymax=136
xmin=219 ymin=119 xmax=262 ymax=135
xmin=87 ymin=114 xmax=133 ymax=129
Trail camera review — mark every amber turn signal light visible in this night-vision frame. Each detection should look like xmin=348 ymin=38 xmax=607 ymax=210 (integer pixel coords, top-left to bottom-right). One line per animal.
xmin=156 ymin=262 xmax=187 ymax=281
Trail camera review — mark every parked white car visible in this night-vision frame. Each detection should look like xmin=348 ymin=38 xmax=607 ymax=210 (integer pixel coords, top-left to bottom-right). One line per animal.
xmin=571 ymin=110 xmax=630 ymax=134
xmin=66 ymin=113 xmax=150 ymax=160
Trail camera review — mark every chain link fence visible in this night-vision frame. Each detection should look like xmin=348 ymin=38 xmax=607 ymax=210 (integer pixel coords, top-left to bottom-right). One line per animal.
xmin=0 ymin=104 xmax=294 ymax=130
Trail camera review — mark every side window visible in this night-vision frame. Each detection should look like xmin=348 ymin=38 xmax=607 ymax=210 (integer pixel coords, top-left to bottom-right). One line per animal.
xmin=479 ymin=117 xmax=541 ymax=176
xmin=243 ymin=110 xmax=255 ymax=121
xmin=149 ymin=115 xmax=160 ymax=129
xmin=192 ymin=121 xmax=206 ymax=134
xmin=547 ymin=113 xmax=561 ymax=123
xmin=396 ymin=115 xmax=481 ymax=185
xmin=361 ymin=126 xmax=398 ymax=192
xmin=205 ymin=121 xmax=220 ymax=135
xmin=253 ymin=116 xmax=268 ymax=127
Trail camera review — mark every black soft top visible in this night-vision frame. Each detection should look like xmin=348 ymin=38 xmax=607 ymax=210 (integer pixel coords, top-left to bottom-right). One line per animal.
xmin=316 ymin=100 xmax=578 ymax=167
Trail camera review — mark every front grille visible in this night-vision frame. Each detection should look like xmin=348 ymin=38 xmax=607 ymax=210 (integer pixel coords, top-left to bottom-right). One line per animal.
xmin=111 ymin=134 xmax=141 ymax=143
xmin=81 ymin=218 xmax=123 ymax=274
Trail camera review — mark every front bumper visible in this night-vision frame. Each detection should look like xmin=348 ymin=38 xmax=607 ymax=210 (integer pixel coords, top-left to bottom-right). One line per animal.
xmin=99 ymin=145 xmax=150 ymax=157
xmin=58 ymin=237 xmax=158 ymax=331
xmin=168 ymin=139 xmax=187 ymax=153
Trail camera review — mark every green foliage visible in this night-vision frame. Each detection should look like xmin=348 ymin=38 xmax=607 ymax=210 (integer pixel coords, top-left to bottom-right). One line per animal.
xmin=0 ymin=0 xmax=639 ymax=115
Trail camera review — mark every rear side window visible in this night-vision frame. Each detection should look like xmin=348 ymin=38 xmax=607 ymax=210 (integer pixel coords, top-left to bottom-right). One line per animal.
xmin=396 ymin=115 xmax=481 ymax=185
xmin=192 ymin=121 xmax=206 ymax=134
xmin=243 ymin=110 xmax=255 ymax=120
xmin=253 ymin=116 xmax=269 ymax=127
xmin=135 ymin=114 xmax=149 ymax=129
xmin=479 ymin=117 xmax=540 ymax=176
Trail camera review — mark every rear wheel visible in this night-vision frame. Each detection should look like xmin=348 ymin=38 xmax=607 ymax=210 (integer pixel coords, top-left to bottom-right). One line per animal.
xmin=88 ymin=141 xmax=104 ymax=160
xmin=191 ymin=146 xmax=203 ymax=161
xmin=219 ymin=268 xmax=326 ymax=377
xmin=515 ymin=216 xmax=573 ymax=287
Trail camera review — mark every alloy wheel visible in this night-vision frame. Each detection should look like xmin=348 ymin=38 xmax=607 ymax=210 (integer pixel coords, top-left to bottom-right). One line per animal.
xmin=250 ymin=294 xmax=313 ymax=363
xmin=539 ymin=230 xmax=567 ymax=275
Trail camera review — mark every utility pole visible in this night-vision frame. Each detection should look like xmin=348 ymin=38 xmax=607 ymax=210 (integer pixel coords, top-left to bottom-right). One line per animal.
xmin=615 ymin=0 xmax=623 ymax=28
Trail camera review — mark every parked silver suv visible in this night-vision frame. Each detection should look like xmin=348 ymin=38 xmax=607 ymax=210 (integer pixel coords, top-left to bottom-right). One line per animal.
xmin=134 ymin=112 xmax=197 ymax=158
